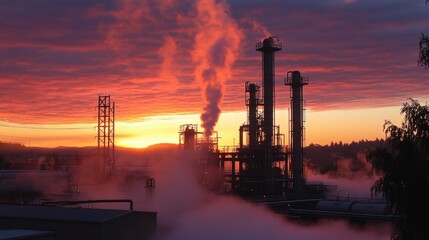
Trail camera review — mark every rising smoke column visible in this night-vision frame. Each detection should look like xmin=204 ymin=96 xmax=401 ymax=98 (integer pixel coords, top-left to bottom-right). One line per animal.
xmin=192 ymin=0 xmax=242 ymax=137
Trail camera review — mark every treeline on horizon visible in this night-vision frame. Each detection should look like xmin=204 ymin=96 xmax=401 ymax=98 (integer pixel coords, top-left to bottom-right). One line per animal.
xmin=0 ymin=141 xmax=177 ymax=171
xmin=305 ymin=139 xmax=386 ymax=178
xmin=1 ymin=139 xmax=386 ymax=178
xmin=0 ymin=141 xmax=88 ymax=170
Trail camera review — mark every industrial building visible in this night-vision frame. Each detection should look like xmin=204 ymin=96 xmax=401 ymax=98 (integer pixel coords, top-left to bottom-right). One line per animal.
xmin=176 ymin=36 xmax=397 ymax=222
xmin=260 ymin=198 xmax=396 ymax=221
xmin=0 ymin=204 xmax=156 ymax=240
xmin=179 ymin=36 xmax=324 ymax=198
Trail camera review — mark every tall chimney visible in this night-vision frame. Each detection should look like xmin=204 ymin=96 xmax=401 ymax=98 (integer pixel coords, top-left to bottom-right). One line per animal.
xmin=285 ymin=71 xmax=308 ymax=193
xmin=256 ymin=36 xmax=282 ymax=194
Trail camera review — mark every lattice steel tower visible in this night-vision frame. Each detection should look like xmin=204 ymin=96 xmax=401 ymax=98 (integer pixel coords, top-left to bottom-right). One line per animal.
xmin=97 ymin=95 xmax=115 ymax=175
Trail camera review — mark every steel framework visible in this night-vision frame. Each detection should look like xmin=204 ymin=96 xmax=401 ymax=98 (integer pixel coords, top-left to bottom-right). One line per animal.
xmin=97 ymin=95 xmax=115 ymax=175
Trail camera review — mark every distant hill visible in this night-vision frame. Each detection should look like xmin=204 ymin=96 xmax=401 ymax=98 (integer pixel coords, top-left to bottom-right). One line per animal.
xmin=115 ymin=143 xmax=178 ymax=167
xmin=0 ymin=141 xmax=26 ymax=152
xmin=1 ymin=139 xmax=387 ymax=177
xmin=0 ymin=142 xmax=179 ymax=170
xmin=144 ymin=143 xmax=178 ymax=151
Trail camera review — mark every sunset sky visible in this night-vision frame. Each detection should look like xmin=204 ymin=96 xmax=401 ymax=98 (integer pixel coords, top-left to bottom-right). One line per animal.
xmin=0 ymin=0 xmax=428 ymax=148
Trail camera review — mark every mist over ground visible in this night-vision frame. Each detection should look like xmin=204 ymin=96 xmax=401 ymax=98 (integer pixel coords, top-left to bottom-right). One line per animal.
xmin=78 ymin=145 xmax=392 ymax=240
xmin=305 ymin=140 xmax=386 ymax=198
xmin=0 ymin=142 xmax=392 ymax=239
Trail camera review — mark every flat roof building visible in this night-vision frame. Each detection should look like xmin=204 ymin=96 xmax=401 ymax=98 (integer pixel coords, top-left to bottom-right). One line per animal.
xmin=0 ymin=204 xmax=156 ymax=240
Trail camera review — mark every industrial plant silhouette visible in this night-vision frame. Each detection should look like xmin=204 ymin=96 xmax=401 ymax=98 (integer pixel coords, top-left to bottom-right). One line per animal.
xmin=178 ymin=36 xmax=314 ymax=198
xmin=0 ymin=36 xmax=396 ymax=240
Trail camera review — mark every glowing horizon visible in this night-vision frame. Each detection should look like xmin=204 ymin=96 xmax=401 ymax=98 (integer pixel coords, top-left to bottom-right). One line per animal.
xmin=0 ymin=105 xmax=404 ymax=149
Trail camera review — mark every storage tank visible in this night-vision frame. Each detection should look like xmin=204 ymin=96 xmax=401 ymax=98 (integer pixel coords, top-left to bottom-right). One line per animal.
xmin=350 ymin=203 xmax=392 ymax=215
xmin=316 ymin=200 xmax=354 ymax=212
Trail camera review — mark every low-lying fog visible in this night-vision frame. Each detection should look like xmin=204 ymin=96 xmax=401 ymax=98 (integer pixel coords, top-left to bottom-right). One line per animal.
xmin=75 ymin=149 xmax=392 ymax=240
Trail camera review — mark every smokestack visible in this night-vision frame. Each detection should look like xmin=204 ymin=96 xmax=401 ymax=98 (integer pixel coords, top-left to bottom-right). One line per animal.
xmin=285 ymin=71 xmax=308 ymax=193
xmin=256 ymin=36 xmax=282 ymax=194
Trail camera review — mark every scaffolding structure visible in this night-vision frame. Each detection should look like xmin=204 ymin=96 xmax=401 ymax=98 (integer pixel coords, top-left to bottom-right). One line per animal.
xmin=178 ymin=124 xmax=220 ymax=191
xmin=178 ymin=124 xmax=218 ymax=153
xmin=97 ymin=95 xmax=115 ymax=175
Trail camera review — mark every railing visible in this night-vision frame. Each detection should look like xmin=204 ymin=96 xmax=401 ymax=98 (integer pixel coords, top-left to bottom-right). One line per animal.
xmin=255 ymin=39 xmax=282 ymax=50
xmin=324 ymin=194 xmax=386 ymax=204
xmin=41 ymin=199 xmax=134 ymax=210
xmin=285 ymin=75 xmax=309 ymax=86
xmin=219 ymin=145 xmax=239 ymax=153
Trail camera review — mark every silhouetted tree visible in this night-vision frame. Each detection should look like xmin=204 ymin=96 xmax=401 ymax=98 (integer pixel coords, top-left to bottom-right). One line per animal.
xmin=418 ymin=33 xmax=429 ymax=69
xmin=418 ymin=1 xmax=429 ymax=68
xmin=305 ymin=139 xmax=384 ymax=177
xmin=0 ymin=154 xmax=11 ymax=169
xmin=367 ymin=99 xmax=429 ymax=240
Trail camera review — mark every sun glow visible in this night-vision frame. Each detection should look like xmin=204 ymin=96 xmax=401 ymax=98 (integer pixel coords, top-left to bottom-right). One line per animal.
xmin=0 ymin=105 xmax=403 ymax=149
xmin=115 ymin=114 xmax=200 ymax=148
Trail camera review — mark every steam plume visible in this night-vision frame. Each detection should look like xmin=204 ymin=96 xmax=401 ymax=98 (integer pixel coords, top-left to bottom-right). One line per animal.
xmin=241 ymin=17 xmax=272 ymax=38
xmin=192 ymin=0 xmax=242 ymax=137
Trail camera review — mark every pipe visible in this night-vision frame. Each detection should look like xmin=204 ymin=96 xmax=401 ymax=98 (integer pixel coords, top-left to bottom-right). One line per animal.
xmin=41 ymin=199 xmax=134 ymax=211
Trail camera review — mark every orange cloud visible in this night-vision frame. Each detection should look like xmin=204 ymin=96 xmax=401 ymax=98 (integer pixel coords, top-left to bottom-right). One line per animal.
xmin=158 ymin=36 xmax=179 ymax=86
xmin=0 ymin=0 xmax=428 ymax=127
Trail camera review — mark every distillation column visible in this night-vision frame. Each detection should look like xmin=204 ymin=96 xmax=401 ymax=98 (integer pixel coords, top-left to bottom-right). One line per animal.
xmin=256 ymin=37 xmax=282 ymax=194
xmin=285 ymin=71 xmax=308 ymax=193
xmin=246 ymin=82 xmax=259 ymax=147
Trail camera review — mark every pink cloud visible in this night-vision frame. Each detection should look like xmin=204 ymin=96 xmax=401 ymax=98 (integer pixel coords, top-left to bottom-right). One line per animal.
xmin=0 ymin=0 xmax=427 ymax=125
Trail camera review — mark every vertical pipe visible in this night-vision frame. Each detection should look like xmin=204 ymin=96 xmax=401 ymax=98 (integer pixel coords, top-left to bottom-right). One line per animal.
xmin=107 ymin=96 xmax=110 ymax=173
xmin=262 ymin=47 xmax=274 ymax=154
xmin=232 ymin=156 xmax=236 ymax=191
xmin=248 ymin=84 xmax=258 ymax=147
xmin=112 ymin=101 xmax=115 ymax=171
xmin=97 ymin=96 xmax=101 ymax=173
xmin=97 ymin=96 xmax=101 ymax=149
xmin=291 ymin=71 xmax=304 ymax=193
xmin=239 ymin=126 xmax=244 ymax=148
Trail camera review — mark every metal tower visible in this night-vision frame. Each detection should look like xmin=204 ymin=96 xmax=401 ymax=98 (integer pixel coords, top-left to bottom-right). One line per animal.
xmin=97 ymin=95 xmax=115 ymax=175
xmin=285 ymin=71 xmax=308 ymax=193
xmin=245 ymin=81 xmax=263 ymax=148
xmin=256 ymin=36 xmax=282 ymax=194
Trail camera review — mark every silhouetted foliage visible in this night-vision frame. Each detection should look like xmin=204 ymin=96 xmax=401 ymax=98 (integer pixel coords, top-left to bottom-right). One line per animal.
xmin=0 ymin=141 xmax=26 ymax=151
xmin=305 ymin=139 xmax=385 ymax=178
xmin=0 ymin=155 xmax=12 ymax=170
xmin=367 ymin=99 xmax=429 ymax=240
xmin=418 ymin=33 xmax=429 ymax=69
xmin=418 ymin=1 xmax=429 ymax=69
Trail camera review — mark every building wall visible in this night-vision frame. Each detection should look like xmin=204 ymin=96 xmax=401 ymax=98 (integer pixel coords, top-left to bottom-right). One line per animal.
xmin=0 ymin=219 xmax=102 ymax=240
xmin=0 ymin=211 xmax=157 ymax=240
xmin=102 ymin=212 xmax=157 ymax=240
xmin=0 ymin=229 xmax=56 ymax=240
